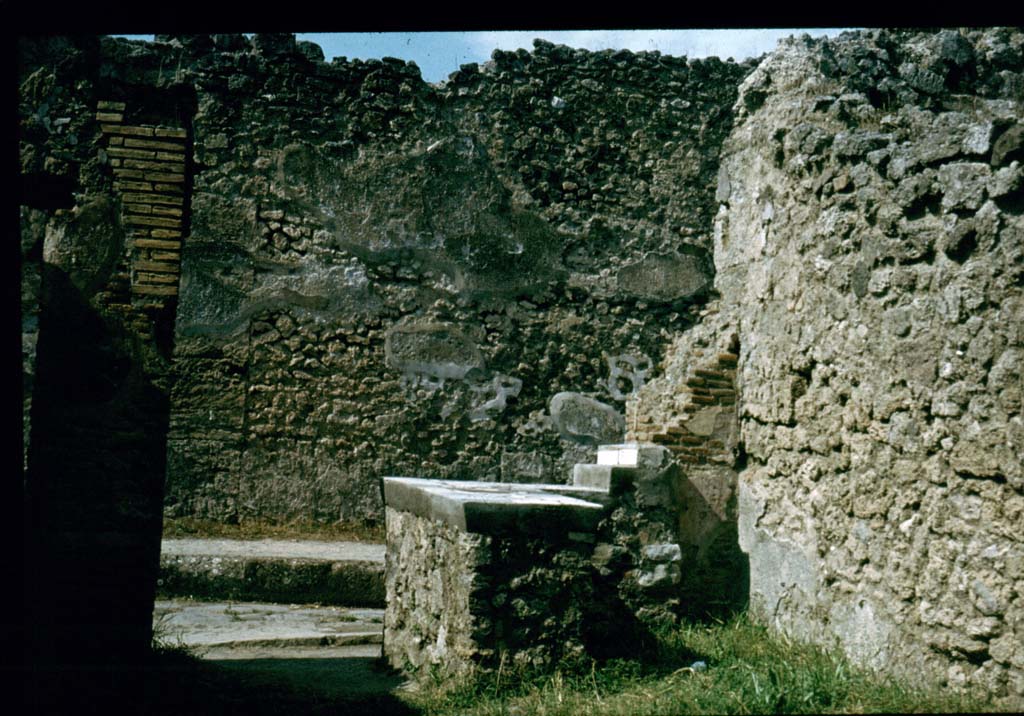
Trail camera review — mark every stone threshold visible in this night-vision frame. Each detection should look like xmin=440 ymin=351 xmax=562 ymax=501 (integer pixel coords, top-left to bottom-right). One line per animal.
xmin=154 ymin=599 xmax=383 ymax=651
xmin=158 ymin=538 xmax=385 ymax=607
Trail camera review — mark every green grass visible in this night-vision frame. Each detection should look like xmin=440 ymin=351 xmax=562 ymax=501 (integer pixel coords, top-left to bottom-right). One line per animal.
xmin=401 ymin=613 xmax=993 ymax=715
xmin=162 ymin=515 xmax=385 ymax=542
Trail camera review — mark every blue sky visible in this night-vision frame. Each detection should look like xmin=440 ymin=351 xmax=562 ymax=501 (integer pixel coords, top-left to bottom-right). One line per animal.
xmin=113 ymin=30 xmax=855 ymax=84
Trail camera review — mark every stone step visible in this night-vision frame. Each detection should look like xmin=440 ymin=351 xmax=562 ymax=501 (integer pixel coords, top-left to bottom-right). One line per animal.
xmin=572 ymin=442 xmax=680 ymax=493
xmin=572 ymin=463 xmax=635 ymax=493
xmin=596 ymin=443 xmax=642 ymax=466
xmin=153 ymin=598 xmax=384 ymax=652
xmin=158 ymin=539 xmax=385 ymax=607
xmin=573 ymin=442 xmax=677 ymax=492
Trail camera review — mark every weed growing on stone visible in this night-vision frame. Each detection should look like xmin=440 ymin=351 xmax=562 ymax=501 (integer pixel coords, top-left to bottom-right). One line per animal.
xmin=402 ymin=612 xmax=992 ymax=715
xmin=150 ymin=611 xmax=195 ymax=657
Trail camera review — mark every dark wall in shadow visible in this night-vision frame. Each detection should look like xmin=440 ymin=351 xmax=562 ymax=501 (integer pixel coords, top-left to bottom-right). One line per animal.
xmin=673 ymin=464 xmax=750 ymax=621
xmin=679 ymin=519 xmax=750 ymax=621
xmin=23 ymin=263 xmax=169 ymax=701
xmin=25 ymin=649 xmax=420 ymax=716
xmin=20 ymin=36 xmax=193 ymax=707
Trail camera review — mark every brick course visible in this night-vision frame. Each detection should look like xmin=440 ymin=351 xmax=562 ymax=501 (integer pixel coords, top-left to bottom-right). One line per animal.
xmin=97 ymin=102 xmax=189 ymax=335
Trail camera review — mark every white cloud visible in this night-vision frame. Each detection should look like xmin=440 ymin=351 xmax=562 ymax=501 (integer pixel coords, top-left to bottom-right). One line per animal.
xmin=466 ymin=29 xmax=856 ymax=63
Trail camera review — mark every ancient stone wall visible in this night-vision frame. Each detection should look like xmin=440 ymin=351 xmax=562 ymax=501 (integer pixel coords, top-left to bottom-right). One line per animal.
xmin=143 ymin=33 xmax=751 ymax=523
xmin=634 ymin=28 xmax=1023 ymax=702
xmin=18 ymin=35 xmax=181 ymax=690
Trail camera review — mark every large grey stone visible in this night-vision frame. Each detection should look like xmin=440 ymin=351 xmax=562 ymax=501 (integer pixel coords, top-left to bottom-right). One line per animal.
xmin=385 ymin=322 xmax=484 ymax=380
xmin=549 ymin=392 xmax=625 ymax=445
xmin=992 ymin=124 xmax=1024 ymax=166
xmin=41 ymin=196 xmax=124 ymax=296
xmin=572 ymin=464 xmax=633 ymax=493
xmin=643 ymin=542 xmax=682 ymax=562
xmin=636 ymin=562 xmax=681 ymax=590
xmin=616 ymin=252 xmax=711 ymax=302
xmin=938 ymin=162 xmax=991 ymax=211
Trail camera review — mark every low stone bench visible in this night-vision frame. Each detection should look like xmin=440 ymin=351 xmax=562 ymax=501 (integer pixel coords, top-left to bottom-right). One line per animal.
xmin=382 ymin=444 xmax=685 ymax=679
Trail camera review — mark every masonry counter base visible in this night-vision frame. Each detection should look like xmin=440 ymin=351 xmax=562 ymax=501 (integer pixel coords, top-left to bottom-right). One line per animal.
xmin=381 ymin=477 xmax=618 ymax=678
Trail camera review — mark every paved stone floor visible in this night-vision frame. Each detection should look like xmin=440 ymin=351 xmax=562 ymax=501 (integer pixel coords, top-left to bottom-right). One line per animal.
xmin=161 ymin=538 xmax=386 ymax=563
xmin=154 ymin=599 xmax=406 ymax=699
xmin=154 ymin=598 xmax=384 ymax=649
